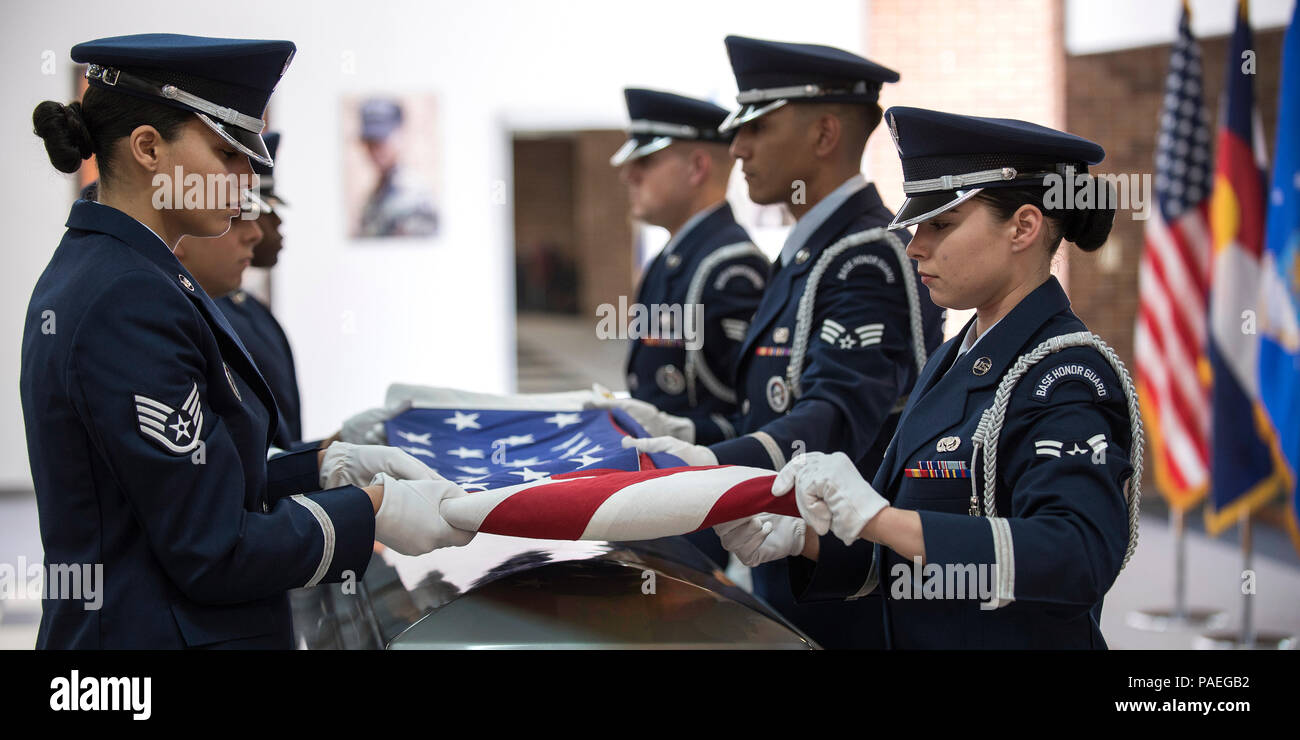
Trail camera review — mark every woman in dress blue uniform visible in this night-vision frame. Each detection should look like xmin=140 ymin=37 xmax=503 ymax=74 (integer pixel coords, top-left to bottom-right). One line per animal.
xmin=722 ymin=107 xmax=1143 ymax=649
xmin=23 ymin=34 xmax=473 ymax=649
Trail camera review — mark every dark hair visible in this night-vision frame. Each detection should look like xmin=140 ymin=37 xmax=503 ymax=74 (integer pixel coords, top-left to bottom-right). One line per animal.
xmin=32 ymin=85 xmax=191 ymax=180
xmin=973 ymin=176 xmax=1116 ymax=253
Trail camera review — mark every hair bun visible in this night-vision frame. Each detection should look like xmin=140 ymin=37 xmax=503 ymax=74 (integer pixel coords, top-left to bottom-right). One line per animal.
xmin=1062 ymin=176 xmax=1116 ymax=252
xmin=32 ymin=100 xmax=94 ymax=174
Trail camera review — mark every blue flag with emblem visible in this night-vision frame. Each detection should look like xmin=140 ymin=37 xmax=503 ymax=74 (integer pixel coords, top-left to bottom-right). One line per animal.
xmin=384 ymin=406 xmax=676 ymax=491
xmin=1258 ymin=1 xmax=1300 ymax=551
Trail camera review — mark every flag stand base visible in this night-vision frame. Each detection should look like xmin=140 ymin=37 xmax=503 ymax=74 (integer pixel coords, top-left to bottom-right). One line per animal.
xmin=1190 ymin=512 xmax=1296 ymax=649
xmin=1192 ymin=630 xmax=1296 ymax=650
xmin=1126 ymin=509 xmax=1226 ymax=632
xmin=1125 ymin=607 xmax=1227 ymax=632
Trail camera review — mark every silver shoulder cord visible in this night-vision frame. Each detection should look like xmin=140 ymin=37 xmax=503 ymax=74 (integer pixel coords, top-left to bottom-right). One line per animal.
xmin=683 ymin=241 xmax=768 ymax=407
xmin=967 ymin=331 xmax=1145 ymax=571
xmin=785 ymin=227 xmax=928 ymax=399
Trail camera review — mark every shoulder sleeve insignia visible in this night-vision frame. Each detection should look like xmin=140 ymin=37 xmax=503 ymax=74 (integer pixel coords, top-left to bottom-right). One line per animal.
xmin=712 ymin=263 xmax=766 ymax=291
xmin=1031 ymin=362 xmax=1110 ymax=403
xmin=836 ymin=253 xmax=897 ymax=283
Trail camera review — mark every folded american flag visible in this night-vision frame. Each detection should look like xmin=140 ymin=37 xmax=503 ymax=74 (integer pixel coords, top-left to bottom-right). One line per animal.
xmin=384 ymin=405 xmax=795 ymax=540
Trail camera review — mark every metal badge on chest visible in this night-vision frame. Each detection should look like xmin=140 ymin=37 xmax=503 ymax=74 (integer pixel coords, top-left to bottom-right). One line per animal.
xmin=766 ymin=375 xmax=790 ymax=413
xmin=655 ymin=364 xmax=685 ymax=395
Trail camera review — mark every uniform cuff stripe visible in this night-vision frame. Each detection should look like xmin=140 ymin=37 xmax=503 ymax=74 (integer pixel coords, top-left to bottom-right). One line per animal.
xmin=291 ymin=494 xmax=335 ymax=588
xmin=986 ymin=516 xmax=1015 ymax=609
xmin=748 ymin=431 xmax=786 ymax=470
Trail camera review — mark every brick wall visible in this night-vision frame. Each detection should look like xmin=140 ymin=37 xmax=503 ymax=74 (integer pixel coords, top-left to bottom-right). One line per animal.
xmin=573 ymin=130 xmax=636 ymax=320
xmin=867 ymin=0 xmax=1067 ymax=333
xmin=513 ymin=132 xmax=636 ymax=318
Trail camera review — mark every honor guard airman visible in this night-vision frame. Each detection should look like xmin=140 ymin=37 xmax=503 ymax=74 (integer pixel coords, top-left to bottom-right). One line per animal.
xmin=735 ymin=107 xmax=1141 ymax=649
xmin=628 ymin=36 xmax=945 ymax=648
xmin=216 ymin=132 xmax=305 ymax=449
xmin=609 ymin=88 xmax=769 ymax=565
xmin=23 ymin=34 xmax=471 ymax=649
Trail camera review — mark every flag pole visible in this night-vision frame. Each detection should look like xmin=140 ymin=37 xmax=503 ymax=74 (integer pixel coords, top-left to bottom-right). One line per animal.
xmin=1126 ymin=504 xmax=1226 ymax=632
xmin=1193 ymin=510 xmax=1296 ymax=649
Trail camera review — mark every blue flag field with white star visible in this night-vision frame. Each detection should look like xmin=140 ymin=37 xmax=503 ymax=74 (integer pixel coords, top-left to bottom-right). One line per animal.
xmin=384 ymin=406 xmax=666 ymax=491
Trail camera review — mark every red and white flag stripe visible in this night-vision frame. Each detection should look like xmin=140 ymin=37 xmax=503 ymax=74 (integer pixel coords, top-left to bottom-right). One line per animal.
xmin=441 ymin=466 xmax=798 ymax=541
xmin=1136 ymin=204 xmax=1212 ymax=503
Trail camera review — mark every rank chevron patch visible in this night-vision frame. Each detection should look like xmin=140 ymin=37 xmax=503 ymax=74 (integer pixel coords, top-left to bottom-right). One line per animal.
xmin=855 ymin=323 xmax=884 ymax=347
xmin=135 ymin=382 xmax=204 ymax=455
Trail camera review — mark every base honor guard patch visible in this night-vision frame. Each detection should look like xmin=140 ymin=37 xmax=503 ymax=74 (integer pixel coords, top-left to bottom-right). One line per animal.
xmin=135 ymin=382 xmax=204 ymax=455
xmin=904 ymin=460 xmax=970 ymax=478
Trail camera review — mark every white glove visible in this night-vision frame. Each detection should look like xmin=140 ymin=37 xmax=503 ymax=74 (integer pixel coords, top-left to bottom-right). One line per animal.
xmin=771 ymin=451 xmax=888 ymax=546
xmin=339 ymin=401 xmax=411 ymax=445
xmin=621 ymin=435 xmax=717 ymax=466
xmin=370 ymin=473 xmax=475 ymax=555
xmin=714 ymin=514 xmax=806 ymax=567
xmin=586 ymin=385 xmax=696 ymax=443
xmin=320 ymin=441 xmax=441 ymax=489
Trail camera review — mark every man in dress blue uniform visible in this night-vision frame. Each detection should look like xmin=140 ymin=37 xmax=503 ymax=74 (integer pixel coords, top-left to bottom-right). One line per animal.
xmin=21 ymin=35 xmax=471 ymax=649
xmin=215 ymin=133 xmax=305 ymax=449
xmin=626 ymin=37 xmax=945 ymax=648
xmin=734 ymin=108 xmax=1138 ymax=648
xmin=605 ymin=89 xmax=770 ymax=566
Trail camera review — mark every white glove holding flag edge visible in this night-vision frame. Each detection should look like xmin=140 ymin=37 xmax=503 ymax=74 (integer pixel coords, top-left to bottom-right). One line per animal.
xmin=771 ymin=451 xmax=888 ymax=546
xmin=371 ymin=473 xmax=475 ymax=555
xmin=714 ymin=514 xmax=805 ymax=567
xmin=339 ymin=401 xmax=412 ymax=445
xmin=621 ymin=435 xmax=717 ymax=466
xmin=320 ymin=441 xmax=442 ymax=489
xmin=586 ymin=383 xmax=696 ymax=443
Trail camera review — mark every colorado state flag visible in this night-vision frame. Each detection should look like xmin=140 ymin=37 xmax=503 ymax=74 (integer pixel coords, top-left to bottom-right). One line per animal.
xmin=1206 ymin=0 xmax=1289 ymax=533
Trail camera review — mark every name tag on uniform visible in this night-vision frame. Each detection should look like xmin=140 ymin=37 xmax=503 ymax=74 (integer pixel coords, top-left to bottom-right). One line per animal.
xmin=904 ymin=460 xmax=970 ymax=478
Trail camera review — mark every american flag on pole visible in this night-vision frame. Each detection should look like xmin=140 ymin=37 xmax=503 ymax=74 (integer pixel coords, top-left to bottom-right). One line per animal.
xmin=1135 ymin=7 xmax=1214 ymax=510
xmin=384 ymin=405 xmax=791 ymax=540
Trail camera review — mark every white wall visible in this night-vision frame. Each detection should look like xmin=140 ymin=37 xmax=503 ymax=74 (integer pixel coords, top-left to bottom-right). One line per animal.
xmin=1066 ymin=0 xmax=1293 ymax=55
xmin=0 ymin=0 xmax=863 ymax=488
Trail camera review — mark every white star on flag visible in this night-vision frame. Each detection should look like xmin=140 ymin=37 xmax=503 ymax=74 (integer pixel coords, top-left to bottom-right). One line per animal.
xmin=573 ymin=453 xmax=602 ymax=467
xmin=456 ymin=465 xmax=489 ymax=475
xmin=508 ymin=467 xmax=549 ymax=482
xmin=495 ymin=434 xmax=534 ymax=446
xmin=444 ymin=411 xmax=481 ymax=430
xmin=397 ymin=430 xmax=432 ymax=445
xmin=447 ymin=447 xmax=484 ymax=459
xmin=544 ymin=412 xmax=582 ymax=429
